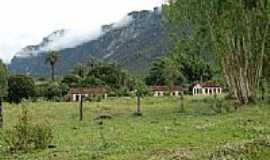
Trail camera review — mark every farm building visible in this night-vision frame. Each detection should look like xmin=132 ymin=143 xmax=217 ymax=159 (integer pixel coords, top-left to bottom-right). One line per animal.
xmin=67 ymin=87 xmax=107 ymax=101
xmin=192 ymin=81 xmax=222 ymax=96
xmin=151 ymin=85 xmax=184 ymax=97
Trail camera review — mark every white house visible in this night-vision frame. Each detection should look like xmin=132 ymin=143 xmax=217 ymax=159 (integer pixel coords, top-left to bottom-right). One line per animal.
xmin=151 ymin=86 xmax=183 ymax=97
xmin=67 ymin=87 xmax=107 ymax=102
xmin=192 ymin=81 xmax=222 ymax=96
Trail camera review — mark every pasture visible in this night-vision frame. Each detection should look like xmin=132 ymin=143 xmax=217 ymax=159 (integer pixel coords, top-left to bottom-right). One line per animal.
xmin=0 ymin=96 xmax=270 ymax=160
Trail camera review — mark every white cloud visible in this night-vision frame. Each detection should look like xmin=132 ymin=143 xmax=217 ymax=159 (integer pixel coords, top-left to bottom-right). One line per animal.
xmin=0 ymin=0 xmax=164 ymax=63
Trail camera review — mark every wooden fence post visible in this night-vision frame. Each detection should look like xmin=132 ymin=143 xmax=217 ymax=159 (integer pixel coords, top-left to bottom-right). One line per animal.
xmin=180 ymin=92 xmax=185 ymax=113
xmin=136 ymin=96 xmax=141 ymax=114
xmin=80 ymin=96 xmax=83 ymax=121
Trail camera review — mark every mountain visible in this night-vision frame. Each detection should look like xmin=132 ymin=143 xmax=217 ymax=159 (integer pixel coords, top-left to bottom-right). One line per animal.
xmin=9 ymin=7 xmax=171 ymax=76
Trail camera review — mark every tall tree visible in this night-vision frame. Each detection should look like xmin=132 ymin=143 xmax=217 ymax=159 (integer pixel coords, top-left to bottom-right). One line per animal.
xmin=72 ymin=63 xmax=87 ymax=79
xmin=45 ymin=51 xmax=59 ymax=81
xmin=145 ymin=57 xmax=167 ymax=85
xmin=163 ymin=57 xmax=182 ymax=91
xmin=165 ymin=0 xmax=270 ymax=104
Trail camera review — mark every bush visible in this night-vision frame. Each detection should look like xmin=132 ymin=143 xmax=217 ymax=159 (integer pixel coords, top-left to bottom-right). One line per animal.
xmin=8 ymin=75 xmax=35 ymax=104
xmin=31 ymin=123 xmax=53 ymax=149
xmin=210 ymin=95 xmax=232 ymax=114
xmin=35 ymin=83 xmax=48 ymax=98
xmin=1 ymin=107 xmax=53 ymax=152
xmin=35 ymin=82 xmax=69 ymax=101
xmin=114 ymin=87 xmax=132 ymax=97
xmin=46 ymin=82 xmax=62 ymax=100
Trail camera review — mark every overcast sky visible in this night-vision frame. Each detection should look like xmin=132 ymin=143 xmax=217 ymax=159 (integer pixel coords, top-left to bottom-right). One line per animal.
xmin=0 ymin=0 xmax=164 ymax=63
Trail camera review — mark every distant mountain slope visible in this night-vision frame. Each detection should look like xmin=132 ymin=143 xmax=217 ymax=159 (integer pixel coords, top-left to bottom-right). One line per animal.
xmin=9 ymin=7 xmax=171 ymax=76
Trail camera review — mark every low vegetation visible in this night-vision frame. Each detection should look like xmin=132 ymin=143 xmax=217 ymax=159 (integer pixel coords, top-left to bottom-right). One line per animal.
xmin=0 ymin=97 xmax=269 ymax=160
xmin=1 ymin=106 xmax=53 ymax=152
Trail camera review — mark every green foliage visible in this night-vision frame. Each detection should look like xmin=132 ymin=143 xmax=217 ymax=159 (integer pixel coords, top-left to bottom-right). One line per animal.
xmin=115 ymin=87 xmax=132 ymax=97
xmin=61 ymin=74 xmax=81 ymax=86
xmin=210 ymin=95 xmax=232 ymax=114
xmin=70 ymin=58 xmax=135 ymax=91
xmin=31 ymin=123 xmax=53 ymax=149
xmin=135 ymin=80 xmax=148 ymax=97
xmin=0 ymin=60 xmax=8 ymax=97
xmin=36 ymin=82 xmax=69 ymax=101
xmin=8 ymin=75 xmax=35 ymax=104
xmin=145 ymin=46 xmax=214 ymax=86
xmin=165 ymin=0 xmax=270 ymax=104
xmin=35 ymin=83 xmax=48 ymax=98
xmin=80 ymin=76 xmax=105 ymax=87
xmin=145 ymin=57 xmax=167 ymax=85
xmin=1 ymin=107 xmax=53 ymax=152
xmin=46 ymin=82 xmax=68 ymax=101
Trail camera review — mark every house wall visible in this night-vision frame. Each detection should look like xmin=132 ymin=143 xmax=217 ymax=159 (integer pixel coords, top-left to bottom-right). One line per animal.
xmin=193 ymin=87 xmax=222 ymax=96
xmin=154 ymin=91 xmax=164 ymax=97
xmin=72 ymin=94 xmax=89 ymax=102
xmin=170 ymin=91 xmax=180 ymax=96
xmin=154 ymin=91 xmax=181 ymax=97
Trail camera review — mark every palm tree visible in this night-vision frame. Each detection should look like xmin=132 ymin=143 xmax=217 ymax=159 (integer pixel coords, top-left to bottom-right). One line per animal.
xmin=45 ymin=51 xmax=59 ymax=81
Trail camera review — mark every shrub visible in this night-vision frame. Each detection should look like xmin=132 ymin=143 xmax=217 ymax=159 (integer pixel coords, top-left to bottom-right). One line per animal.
xmin=8 ymin=75 xmax=35 ymax=104
xmin=31 ymin=123 xmax=53 ymax=149
xmin=210 ymin=95 xmax=231 ymax=114
xmin=35 ymin=82 xmax=69 ymax=101
xmin=114 ymin=87 xmax=131 ymax=97
xmin=46 ymin=82 xmax=62 ymax=100
xmin=35 ymin=83 xmax=48 ymax=98
xmin=1 ymin=107 xmax=53 ymax=152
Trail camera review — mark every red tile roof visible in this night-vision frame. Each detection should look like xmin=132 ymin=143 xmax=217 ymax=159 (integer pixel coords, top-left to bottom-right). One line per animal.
xmin=193 ymin=81 xmax=221 ymax=88
xmin=68 ymin=87 xmax=107 ymax=94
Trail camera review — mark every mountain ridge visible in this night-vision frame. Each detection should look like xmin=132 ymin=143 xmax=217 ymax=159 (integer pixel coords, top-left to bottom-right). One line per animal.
xmin=9 ymin=7 xmax=171 ymax=76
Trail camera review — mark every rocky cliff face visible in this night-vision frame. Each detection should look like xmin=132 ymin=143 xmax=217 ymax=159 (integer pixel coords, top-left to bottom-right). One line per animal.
xmin=9 ymin=7 xmax=171 ymax=76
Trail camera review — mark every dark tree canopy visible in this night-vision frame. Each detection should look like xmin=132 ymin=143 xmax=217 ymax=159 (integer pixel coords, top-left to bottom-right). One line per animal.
xmin=69 ymin=58 xmax=135 ymax=91
xmin=8 ymin=75 xmax=35 ymax=104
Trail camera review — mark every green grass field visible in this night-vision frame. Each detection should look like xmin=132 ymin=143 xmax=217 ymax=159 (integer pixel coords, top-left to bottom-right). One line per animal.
xmin=0 ymin=96 xmax=270 ymax=160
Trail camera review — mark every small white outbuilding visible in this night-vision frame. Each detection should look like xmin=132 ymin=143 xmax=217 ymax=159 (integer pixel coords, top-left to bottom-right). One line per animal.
xmin=192 ymin=81 xmax=222 ymax=96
